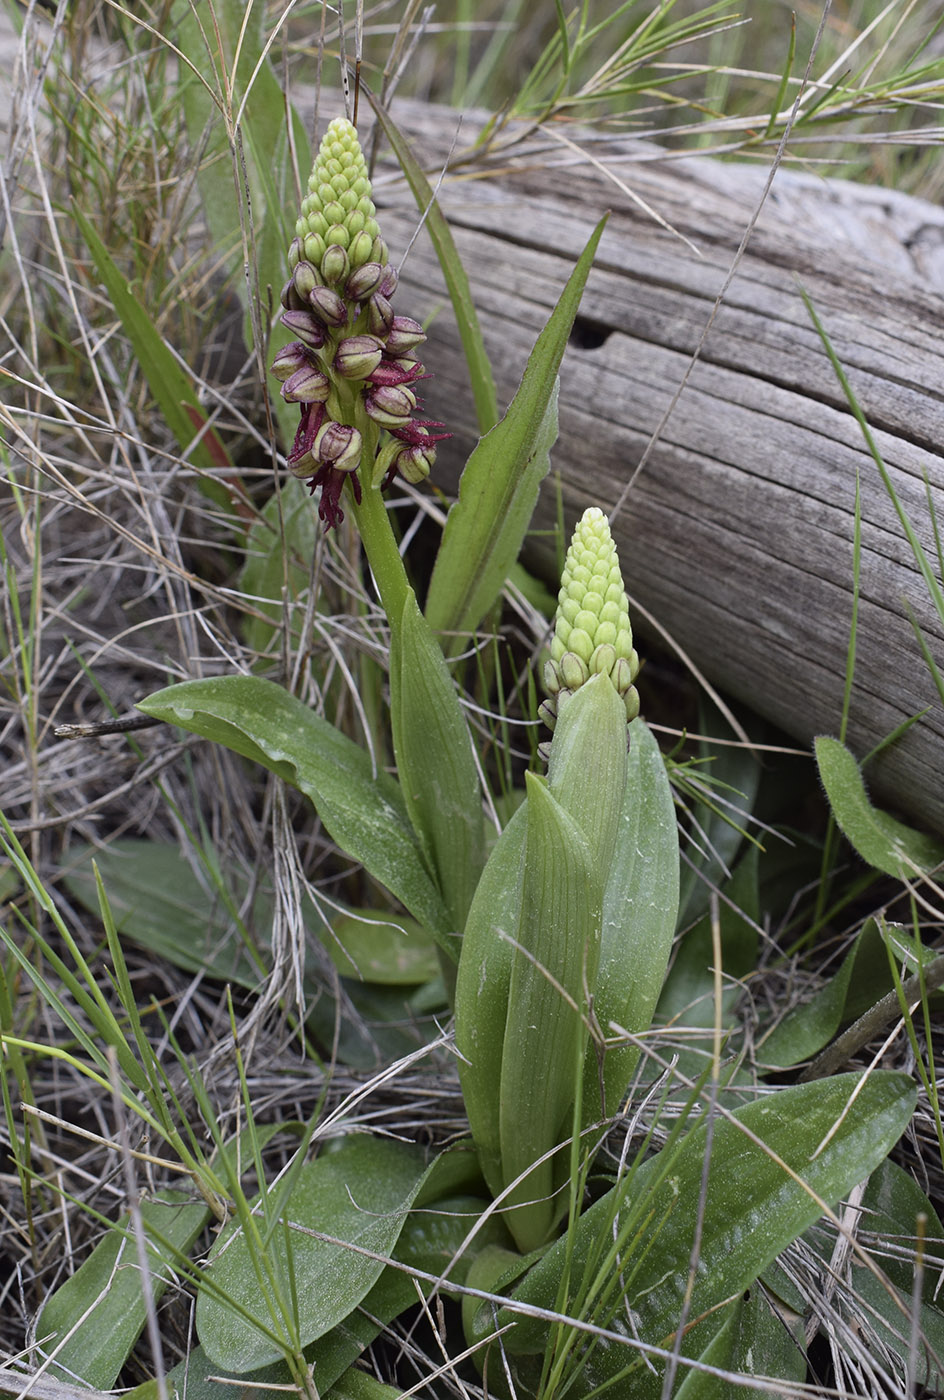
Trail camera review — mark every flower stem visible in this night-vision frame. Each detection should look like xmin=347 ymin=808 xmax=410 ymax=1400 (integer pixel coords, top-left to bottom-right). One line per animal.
xmin=349 ymin=472 xmax=409 ymax=623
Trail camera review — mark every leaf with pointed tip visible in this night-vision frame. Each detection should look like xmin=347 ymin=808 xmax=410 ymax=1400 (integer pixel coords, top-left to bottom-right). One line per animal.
xmin=137 ymin=676 xmax=451 ymax=949
xmin=196 ymin=1136 xmax=427 ymax=1372
xmin=425 ymin=217 xmax=608 ymax=645
xmin=499 ymin=771 xmax=601 ymax=1252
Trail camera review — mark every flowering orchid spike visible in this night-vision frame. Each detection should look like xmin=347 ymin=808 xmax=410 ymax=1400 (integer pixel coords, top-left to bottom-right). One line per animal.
xmin=542 ymin=507 xmax=640 ymax=740
xmin=271 ymin=117 xmax=449 ymax=530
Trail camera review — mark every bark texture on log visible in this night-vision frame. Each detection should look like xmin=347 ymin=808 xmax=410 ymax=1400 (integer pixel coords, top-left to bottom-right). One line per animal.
xmin=364 ymin=100 xmax=944 ymax=837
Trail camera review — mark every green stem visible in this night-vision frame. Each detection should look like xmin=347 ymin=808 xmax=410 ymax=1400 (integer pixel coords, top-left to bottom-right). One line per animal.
xmin=348 ymin=427 xmax=410 ymax=623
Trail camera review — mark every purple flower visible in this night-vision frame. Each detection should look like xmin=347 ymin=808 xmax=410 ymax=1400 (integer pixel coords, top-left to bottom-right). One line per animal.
xmin=288 ymin=412 xmax=364 ymax=531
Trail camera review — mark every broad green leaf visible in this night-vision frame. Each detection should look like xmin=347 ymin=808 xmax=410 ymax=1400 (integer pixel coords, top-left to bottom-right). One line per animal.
xmin=500 ymin=772 xmax=601 ymax=1252
xmin=455 ymin=678 xmax=630 ymax=1211
xmin=197 ymin=1135 xmax=427 ymax=1372
xmin=326 ymin=909 xmax=439 ymax=985
xmin=326 ymin=1370 xmax=401 ymax=1400
xmin=367 ymin=97 xmax=497 ymax=435
xmin=173 ymin=1190 xmax=508 ymax=1400
xmin=136 ymin=676 xmax=452 ymax=949
xmin=454 ymin=804 xmax=527 ymax=1198
xmin=501 ymin=1071 xmax=916 ymax=1398
xmin=389 ymin=588 xmax=485 ymax=937
xmin=62 ymin=840 xmax=268 ymax=987
xmin=39 ymin=1191 xmax=209 ymax=1389
xmin=673 ymin=1285 xmax=805 ymax=1399
xmin=860 ymin=1158 xmax=944 ymax=1303
xmin=312 ymin=979 xmax=446 ymax=1070
xmin=815 ymin=735 xmax=944 ymax=878
xmin=761 ymin=937 xmax=857 ymax=1072
xmin=64 ymin=840 xmax=442 ymax=1064
xmin=425 ymin=217 xmax=608 ymax=643
xmin=74 ymin=207 xmax=235 ymax=514
xmin=585 ymin=717 xmax=679 ymax=1122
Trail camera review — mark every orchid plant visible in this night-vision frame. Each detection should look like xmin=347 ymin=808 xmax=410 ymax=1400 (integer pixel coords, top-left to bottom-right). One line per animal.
xmin=15 ymin=110 xmax=935 ymax=1399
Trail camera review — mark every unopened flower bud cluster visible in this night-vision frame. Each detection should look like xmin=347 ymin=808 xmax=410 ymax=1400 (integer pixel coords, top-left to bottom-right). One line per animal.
xmin=540 ymin=507 xmax=640 ymax=737
xmin=270 ymin=117 xmax=448 ymax=530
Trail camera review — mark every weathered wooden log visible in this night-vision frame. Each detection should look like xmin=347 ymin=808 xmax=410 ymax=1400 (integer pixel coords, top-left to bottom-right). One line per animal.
xmin=364 ymin=99 xmax=944 ymax=837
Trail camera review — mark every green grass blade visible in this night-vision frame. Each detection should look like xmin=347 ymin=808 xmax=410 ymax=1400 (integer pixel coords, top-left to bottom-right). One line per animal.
xmin=366 ymin=94 xmax=498 ymax=435
xmin=801 ymin=287 xmax=944 ymax=630
xmin=425 ymin=215 xmax=607 ymax=644
xmin=73 ymin=206 xmax=235 ymax=509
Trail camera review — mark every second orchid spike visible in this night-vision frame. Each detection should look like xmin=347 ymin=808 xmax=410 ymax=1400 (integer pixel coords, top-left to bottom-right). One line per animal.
xmin=542 ymin=507 xmax=640 ymax=731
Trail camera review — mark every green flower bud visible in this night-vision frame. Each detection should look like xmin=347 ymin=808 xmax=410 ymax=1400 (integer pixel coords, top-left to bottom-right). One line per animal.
xmin=334 ymin=334 xmax=384 ymax=381
xmin=537 ymin=699 xmax=558 ymax=731
xmin=386 ymin=316 xmax=427 ymax=357
xmin=321 ymin=242 xmax=351 ymax=288
xmin=279 ymin=310 xmax=326 ymax=350
xmin=560 ymin=651 xmax=590 ymax=691
xmin=589 ymin=642 xmax=616 ymax=677
xmin=313 ymin=419 xmax=362 ymax=473
xmin=308 ymin=285 xmax=348 ymax=328
xmin=368 ymin=293 xmax=394 ymax=339
xmin=365 ymin=384 xmax=416 ymax=427
xmin=550 ymin=509 xmax=635 ymax=673
xmin=270 ymin=341 xmax=312 ymax=381
xmin=394 ymin=442 xmax=436 ymax=484
xmin=303 ymin=233 xmax=326 ymax=268
xmin=542 ymin=507 xmax=639 ymax=735
xmin=296 ymin=118 xmax=383 ymax=284
xmin=281 ymin=363 xmax=330 ymax=404
xmin=324 ymin=223 xmax=351 ymax=253
xmin=346 ymin=261 xmax=385 ymax=301
xmin=348 ymin=230 xmax=376 ymax=270
xmin=292 ymin=261 xmax=320 ymax=303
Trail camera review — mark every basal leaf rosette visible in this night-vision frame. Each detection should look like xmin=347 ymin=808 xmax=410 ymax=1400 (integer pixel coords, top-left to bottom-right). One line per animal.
xmin=540 ymin=507 xmax=639 ymax=749
xmin=270 ymin=117 xmax=448 ymax=530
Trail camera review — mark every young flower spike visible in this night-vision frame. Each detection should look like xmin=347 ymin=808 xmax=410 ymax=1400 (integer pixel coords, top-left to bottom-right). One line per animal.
xmin=541 ymin=508 xmax=640 ymax=739
xmin=271 ymin=116 xmax=449 ymax=530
